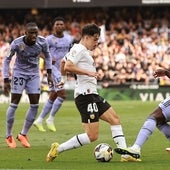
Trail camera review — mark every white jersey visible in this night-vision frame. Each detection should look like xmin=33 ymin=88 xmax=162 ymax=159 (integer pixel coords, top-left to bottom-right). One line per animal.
xmin=66 ymin=43 xmax=98 ymax=98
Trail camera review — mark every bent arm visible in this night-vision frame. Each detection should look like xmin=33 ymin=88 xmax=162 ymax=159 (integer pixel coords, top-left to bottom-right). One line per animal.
xmin=165 ymin=70 xmax=170 ymax=78
xmin=3 ymin=46 xmax=15 ymax=96
xmin=153 ymin=69 xmax=170 ymax=79
xmin=60 ymin=58 xmax=67 ymax=76
xmin=64 ymin=60 xmax=92 ymax=76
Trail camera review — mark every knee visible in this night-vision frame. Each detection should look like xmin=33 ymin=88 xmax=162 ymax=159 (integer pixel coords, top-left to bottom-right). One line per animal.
xmin=58 ymin=91 xmax=66 ymax=100
xmin=149 ymin=108 xmax=165 ymax=125
xmin=109 ymin=116 xmax=120 ymax=125
xmin=61 ymin=95 xmax=66 ymax=100
xmin=87 ymin=133 xmax=98 ymax=142
xmin=58 ymin=96 xmax=66 ymax=102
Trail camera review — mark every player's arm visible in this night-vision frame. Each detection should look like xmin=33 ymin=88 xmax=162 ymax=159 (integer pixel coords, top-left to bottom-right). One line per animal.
xmin=46 ymin=69 xmax=53 ymax=87
xmin=56 ymin=57 xmax=68 ymax=88
xmin=45 ymin=55 xmax=54 ymax=87
xmin=153 ymin=68 xmax=170 ymax=79
xmin=3 ymin=43 xmax=15 ymax=96
xmin=60 ymin=58 xmax=67 ymax=83
xmin=43 ymin=41 xmax=54 ymax=87
xmin=64 ymin=60 xmax=98 ymax=78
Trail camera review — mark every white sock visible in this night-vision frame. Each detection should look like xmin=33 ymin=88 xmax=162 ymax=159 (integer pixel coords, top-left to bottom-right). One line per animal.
xmin=46 ymin=115 xmax=55 ymax=123
xmin=58 ymin=133 xmax=91 ymax=153
xmin=35 ymin=117 xmax=43 ymax=124
xmin=111 ymin=125 xmax=127 ymax=148
xmin=131 ymin=144 xmax=141 ymax=151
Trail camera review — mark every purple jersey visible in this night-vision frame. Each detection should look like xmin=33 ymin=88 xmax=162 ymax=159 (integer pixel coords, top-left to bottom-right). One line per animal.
xmin=3 ymin=35 xmax=52 ymax=78
xmin=46 ymin=33 xmax=73 ymax=76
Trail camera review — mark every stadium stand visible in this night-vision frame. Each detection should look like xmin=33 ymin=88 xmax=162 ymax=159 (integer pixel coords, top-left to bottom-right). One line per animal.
xmin=0 ymin=6 xmax=170 ymax=89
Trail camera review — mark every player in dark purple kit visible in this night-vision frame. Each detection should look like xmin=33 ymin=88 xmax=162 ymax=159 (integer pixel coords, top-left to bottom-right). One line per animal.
xmin=3 ymin=22 xmax=53 ymax=148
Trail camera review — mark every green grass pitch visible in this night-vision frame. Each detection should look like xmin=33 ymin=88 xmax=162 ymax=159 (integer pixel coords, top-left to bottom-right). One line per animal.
xmin=0 ymin=101 xmax=170 ymax=170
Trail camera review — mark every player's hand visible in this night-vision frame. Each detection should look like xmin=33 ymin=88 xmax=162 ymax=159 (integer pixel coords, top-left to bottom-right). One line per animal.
xmin=47 ymin=74 xmax=54 ymax=88
xmin=4 ymin=82 xmax=11 ymax=96
xmin=87 ymin=71 xmax=100 ymax=79
xmin=56 ymin=82 xmax=65 ymax=89
xmin=153 ymin=69 xmax=166 ymax=78
xmin=52 ymin=60 xmax=56 ymax=65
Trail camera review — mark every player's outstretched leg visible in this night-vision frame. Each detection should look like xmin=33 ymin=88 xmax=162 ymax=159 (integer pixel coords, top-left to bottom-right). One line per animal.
xmin=114 ymin=147 xmax=140 ymax=159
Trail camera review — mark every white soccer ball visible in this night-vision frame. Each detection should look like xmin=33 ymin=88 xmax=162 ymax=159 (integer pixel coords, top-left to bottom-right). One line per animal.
xmin=94 ymin=143 xmax=113 ymax=162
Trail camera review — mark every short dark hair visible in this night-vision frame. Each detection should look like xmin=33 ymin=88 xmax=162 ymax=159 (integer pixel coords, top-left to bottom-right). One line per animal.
xmin=26 ymin=22 xmax=38 ymax=28
xmin=53 ymin=16 xmax=65 ymax=24
xmin=82 ymin=23 xmax=101 ymax=36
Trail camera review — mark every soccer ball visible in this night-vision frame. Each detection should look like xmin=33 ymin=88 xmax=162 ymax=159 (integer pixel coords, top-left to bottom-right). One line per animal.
xmin=94 ymin=143 xmax=113 ymax=162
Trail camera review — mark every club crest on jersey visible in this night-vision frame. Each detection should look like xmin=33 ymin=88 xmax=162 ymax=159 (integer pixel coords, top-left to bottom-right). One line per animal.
xmin=90 ymin=114 xmax=95 ymax=119
xmin=20 ymin=43 xmax=25 ymax=51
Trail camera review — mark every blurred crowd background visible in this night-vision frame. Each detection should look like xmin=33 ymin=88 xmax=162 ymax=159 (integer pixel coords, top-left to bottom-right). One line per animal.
xmin=0 ymin=6 xmax=170 ymax=90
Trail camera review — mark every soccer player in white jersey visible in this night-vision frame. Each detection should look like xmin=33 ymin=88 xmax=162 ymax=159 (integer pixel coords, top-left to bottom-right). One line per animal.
xmin=114 ymin=68 xmax=170 ymax=160
xmin=3 ymin=22 xmax=53 ymax=148
xmin=46 ymin=23 xmax=140 ymax=162
xmin=33 ymin=17 xmax=74 ymax=132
